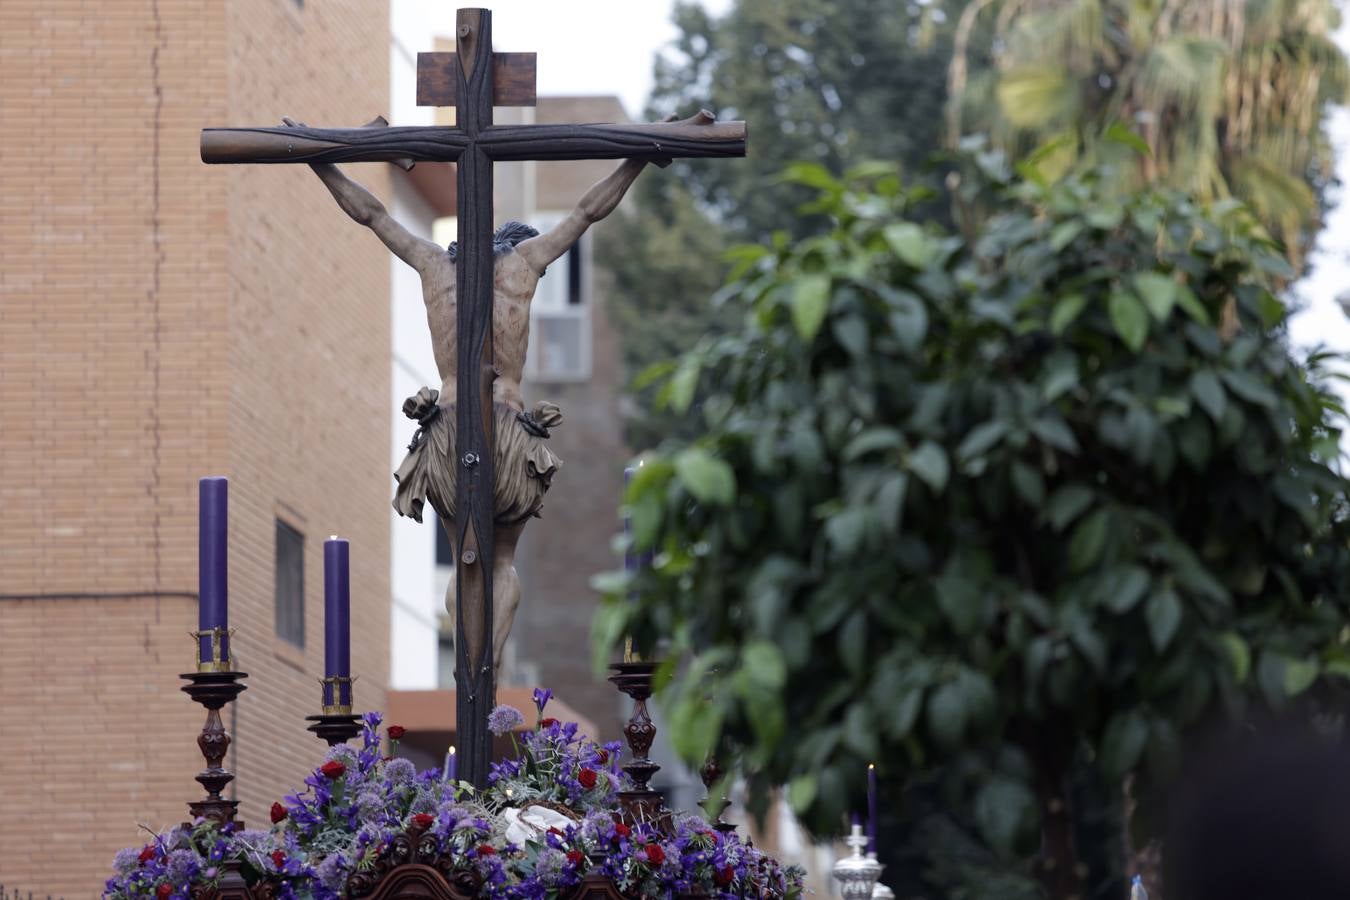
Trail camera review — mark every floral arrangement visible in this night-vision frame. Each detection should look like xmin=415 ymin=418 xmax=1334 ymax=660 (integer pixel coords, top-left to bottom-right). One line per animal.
xmin=105 ymin=690 xmax=804 ymax=900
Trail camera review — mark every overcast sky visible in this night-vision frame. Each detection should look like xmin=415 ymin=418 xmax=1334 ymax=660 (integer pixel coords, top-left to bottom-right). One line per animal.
xmin=395 ymin=0 xmax=730 ymax=119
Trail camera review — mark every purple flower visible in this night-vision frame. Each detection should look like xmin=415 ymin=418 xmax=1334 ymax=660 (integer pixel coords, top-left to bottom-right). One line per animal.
xmin=487 ymin=704 xmax=525 ymax=735
xmin=532 ymin=687 xmax=553 ymax=713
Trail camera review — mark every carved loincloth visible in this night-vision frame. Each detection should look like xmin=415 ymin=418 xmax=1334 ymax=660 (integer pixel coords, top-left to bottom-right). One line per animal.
xmin=392 ymin=387 xmax=562 ymax=527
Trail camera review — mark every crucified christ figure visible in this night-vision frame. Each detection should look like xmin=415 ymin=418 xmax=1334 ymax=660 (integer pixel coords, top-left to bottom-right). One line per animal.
xmin=283 ymin=115 xmax=666 ymax=674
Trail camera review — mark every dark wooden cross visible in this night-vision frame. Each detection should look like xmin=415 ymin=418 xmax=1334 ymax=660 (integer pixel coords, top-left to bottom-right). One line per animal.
xmin=200 ymin=7 xmax=745 ymax=788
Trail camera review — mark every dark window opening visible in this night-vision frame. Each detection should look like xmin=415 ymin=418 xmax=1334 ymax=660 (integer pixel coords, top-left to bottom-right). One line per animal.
xmin=275 ymin=520 xmax=305 ymax=648
xmin=566 ymin=241 xmax=583 ymax=305
xmin=435 ymin=516 xmax=454 ymax=567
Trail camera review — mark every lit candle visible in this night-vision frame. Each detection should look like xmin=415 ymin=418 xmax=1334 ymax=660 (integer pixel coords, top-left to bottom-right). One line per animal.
xmin=198 ymin=477 xmax=229 ymax=666
xmin=443 ymin=745 xmax=457 ymax=783
xmin=867 ymin=763 xmax=878 ymax=856
xmin=323 ymin=536 xmax=351 ymax=707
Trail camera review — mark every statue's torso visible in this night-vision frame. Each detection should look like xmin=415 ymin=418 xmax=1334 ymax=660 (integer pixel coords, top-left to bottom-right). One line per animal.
xmin=421 ymin=248 xmax=539 ymax=411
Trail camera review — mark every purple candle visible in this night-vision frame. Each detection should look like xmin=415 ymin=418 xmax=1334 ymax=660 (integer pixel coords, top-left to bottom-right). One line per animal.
xmin=867 ymin=763 xmax=878 ymax=855
xmin=198 ymin=477 xmax=229 ymax=665
xmin=443 ymin=745 xmax=457 ymax=783
xmin=324 ymin=536 xmax=351 ymax=707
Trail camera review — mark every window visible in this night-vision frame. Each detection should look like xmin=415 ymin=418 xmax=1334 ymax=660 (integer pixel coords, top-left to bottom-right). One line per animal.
xmin=275 ymin=520 xmax=305 ymax=648
xmin=525 ymin=212 xmax=591 ymax=382
xmin=435 ymin=516 xmax=454 ymax=568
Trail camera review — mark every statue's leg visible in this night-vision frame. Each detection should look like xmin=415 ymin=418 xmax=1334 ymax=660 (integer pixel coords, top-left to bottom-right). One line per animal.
xmin=491 ymin=521 xmax=525 ymax=677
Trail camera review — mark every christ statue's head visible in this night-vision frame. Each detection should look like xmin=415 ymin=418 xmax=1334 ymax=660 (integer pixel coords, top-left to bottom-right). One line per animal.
xmin=446 ymin=221 xmax=540 ymax=262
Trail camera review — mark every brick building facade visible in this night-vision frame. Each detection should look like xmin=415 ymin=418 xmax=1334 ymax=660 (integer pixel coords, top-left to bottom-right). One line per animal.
xmin=0 ymin=2 xmax=392 ymax=895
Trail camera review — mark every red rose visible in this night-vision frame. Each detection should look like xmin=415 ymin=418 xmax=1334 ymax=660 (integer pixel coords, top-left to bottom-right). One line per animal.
xmin=476 ymin=844 xmax=497 ymax=856
xmin=269 ymin=802 xmax=287 ymax=824
xmin=596 ymin=749 xmax=609 ymax=764
xmin=614 ymin=822 xmax=631 ymax=838
xmin=271 ymin=850 xmax=287 ymax=869
xmin=138 ymin=846 xmax=156 ymax=864
xmin=155 ymin=884 xmax=172 ymax=899
xmin=644 ymin=843 xmax=666 ymax=865
xmin=319 ymin=760 xmax=346 ymax=779
xmin=547 ymin=827 xmax=564 ymax=837
xmin=540 ymin=717 xmax=559 ymax=728
xmin=412 ymin=813 xmax=435 ymax=828
xmin=566 ymin=850 xmax=585 ymax=866
xmin=577 ymin=767 xmax=598 ymax=790
xmin=716 ymin=865 xmax=735 ymax=886
xmin=388 ymin=725 xmax=406 ymax=740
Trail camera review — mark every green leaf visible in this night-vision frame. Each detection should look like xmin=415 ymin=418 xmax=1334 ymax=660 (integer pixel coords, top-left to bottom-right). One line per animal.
xmin=1045 ymin=485 xmax=1094 ymax=531
xmin=1133 ymin=272 xmax=1177 ymax=321
xmin=1101 ymin=565 xmax=1150 ymax=614
xmin=957 ymin=420 xmax=1010 ymax=462
xmin=742 ymin=641 xmax=788 ymax=691
xmin=787 ymin=773 xmax=818 ymax=814
xmin=907 ymin=441 xmax=950 ymax=491
xmin=1188 ymin=370 xmax=1226 ymax=423
xmin=826 ymin=508 xmax=869 ymax=555
xmin=936 ymin=572 xmax=989 ymax=636
xmin=1218 ymin=631 xmax=1250 ymax=683
xmin=1145 ymin=587 xmax=1182 ymax=651
xmin=1220 ymin=370 xmax=1278 ymax=409
xmin=1109 ymin=290 xmax=1149 ymax=352
xmin=780 ymin=161 xmax=841 ymax=191
xmin=881 ymin=287 xmax=929 ymax=353
xmin=974 ymin=777 xmax=1038 ymax=857
xmin=1099 ymin=711 xmax=1149 ymax=778
xmin=1030 ymin=415 xmax=1080 ymax=454
xmin=1049 ymin=221 xmax=1083 ymax=252
xmin=893 ymin=687 xmax=923 ymax=738
xmin=876 ymin=473 xmax=908 ymax=532
xmin=1011 ymin=460 xmax=1046 ymax=506
xmin=675 ymin=448 xmax=735 ymax=506
xmin=926 ymin=681 xmax=967 ymax=748
xmin=1174 ymin=284 xmax=1210 ymax=325
xmin=1049 ymin=293 xmax=1088 ymax=334
xmin=791 ymin=274 xmax=832 ymax=341
xmin=1283 ymin=657 xmax=1319 ymax=697
xmin=668 ymin=363 xmax=700 ymax=415
xmin=1068 ymin=508 xmax=1110 ymax=572
xmin=883 ymin=222 xmax=935 ymax=268
xmin=843 ymin=427 xmax=903 ymax=461
xmin=1103 ymin=122 xmax=1151 ymax=156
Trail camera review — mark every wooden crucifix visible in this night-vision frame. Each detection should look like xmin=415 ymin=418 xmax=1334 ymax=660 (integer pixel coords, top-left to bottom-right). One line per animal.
xmin=200 ymin=7 xmax=746 ymax=788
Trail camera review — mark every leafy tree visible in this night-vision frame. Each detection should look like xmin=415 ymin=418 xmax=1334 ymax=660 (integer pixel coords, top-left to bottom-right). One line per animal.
xmin=595 ymin=152 xmax=1350 ymax=899
xmin=598 ymin=0 xmax=970 ymax=446
xmin=947 ymin=0 xmax=1348 ymax=267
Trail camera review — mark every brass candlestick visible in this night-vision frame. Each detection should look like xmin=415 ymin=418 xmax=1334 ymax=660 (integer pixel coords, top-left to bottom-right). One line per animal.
xmin=306 ymin=675 xmax=361 ymax=746
xmin=192 ymin=626 xmax=235 ymax=673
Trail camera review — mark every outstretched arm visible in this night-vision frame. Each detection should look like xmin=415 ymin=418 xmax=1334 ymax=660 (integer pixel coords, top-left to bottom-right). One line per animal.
xmin=282 ymin=117 xmax=442 ymax=274
xmin=515 ymin=158 xmax=648 ymax=274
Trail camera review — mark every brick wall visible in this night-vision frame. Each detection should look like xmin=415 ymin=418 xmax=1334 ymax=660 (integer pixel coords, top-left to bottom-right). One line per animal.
xmin=0 ymin=1 xmax=391 ymax=895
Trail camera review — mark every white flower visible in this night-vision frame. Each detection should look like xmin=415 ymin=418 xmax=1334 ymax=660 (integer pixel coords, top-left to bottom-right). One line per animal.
xmin=501 ymin=804 xmax=574 ymax=846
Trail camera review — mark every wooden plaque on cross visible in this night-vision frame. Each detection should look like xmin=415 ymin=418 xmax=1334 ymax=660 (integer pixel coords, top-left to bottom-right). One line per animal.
xmin=200 ymin=7 xmax=746 ymax=788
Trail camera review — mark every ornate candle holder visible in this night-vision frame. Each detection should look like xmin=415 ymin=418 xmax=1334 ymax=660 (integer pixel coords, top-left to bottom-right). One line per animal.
xmin=193 ymin=626 xmax=234 ymax=673
xmin=699 ymin=754 xmax=736 ymax=834
xmin=179 ymin=668 xmax=247 ymax=826
xmin=305 ymin=675 xmax=361 ymax=746
xmin=608 ymin=658 xmax=669 ymax=829
xmin=832 ymin=823 xmax=884 ymax=900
